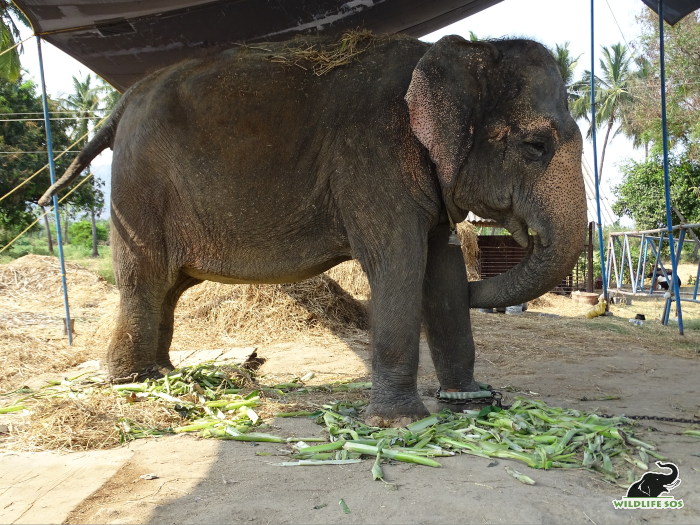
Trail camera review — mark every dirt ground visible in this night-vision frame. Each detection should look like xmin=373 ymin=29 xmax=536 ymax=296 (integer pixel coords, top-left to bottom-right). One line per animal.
xmin=1 ymin=319 xmax=698 ymax=524
xmin=2 ymin=255 xmax=700 ymax=524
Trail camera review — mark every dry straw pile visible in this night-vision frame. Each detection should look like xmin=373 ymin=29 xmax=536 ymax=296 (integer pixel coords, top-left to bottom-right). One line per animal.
xmin=0 ymin=256 xmax=373 ymax=392
xmin=177 ymin=268 xmax=369 ymax=346
xmin=13 ymin=394 xmax=176 ymax=451
xmin=0 ymin=255 xmax=116 ymax=389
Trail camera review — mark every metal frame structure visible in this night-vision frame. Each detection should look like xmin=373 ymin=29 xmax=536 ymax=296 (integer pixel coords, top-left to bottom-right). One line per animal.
xmin=606 ymin=224 xmax=700 ymax=325
xmin=590 ymin=0 xmax=690 ymax=335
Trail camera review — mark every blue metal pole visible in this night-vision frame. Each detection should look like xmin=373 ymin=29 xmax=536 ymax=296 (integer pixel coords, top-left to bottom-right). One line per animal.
xmin=591 ymin=0 xmax=608 ymax=304
xmin=658 ymin=0 xmax=684 ymax=335
xmin=37 ymin=36 xmax=72 ymax=345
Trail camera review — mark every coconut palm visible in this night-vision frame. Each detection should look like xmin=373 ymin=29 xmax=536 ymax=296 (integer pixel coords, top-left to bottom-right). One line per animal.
xmin=550 ymin=42 xmax=582 ymax=101
xmin=571 ymin=43 xmax=635 ymax=182
xmin=0 ymin=1 xmax=29 ymax=82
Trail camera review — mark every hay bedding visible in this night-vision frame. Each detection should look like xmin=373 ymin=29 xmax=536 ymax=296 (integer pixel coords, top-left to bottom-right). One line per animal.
xmin=0 ymin=256 xmax=374 ymax=392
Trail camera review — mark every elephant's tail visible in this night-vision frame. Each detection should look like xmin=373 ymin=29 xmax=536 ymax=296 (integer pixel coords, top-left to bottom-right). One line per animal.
xmin=37 ymin=94 xmax=129 ymax=207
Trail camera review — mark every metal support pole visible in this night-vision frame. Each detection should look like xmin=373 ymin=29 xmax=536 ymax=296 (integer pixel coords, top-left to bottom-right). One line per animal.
xmin=37 ymin=36 xmax=72 ymax=345
xmin=591 ymin=0 xmax=608 ymax=304
xmin=658 ymin=0 xmax=684 ymax=335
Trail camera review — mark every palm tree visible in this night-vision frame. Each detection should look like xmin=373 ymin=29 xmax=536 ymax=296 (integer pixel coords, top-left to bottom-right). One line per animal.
xmin=620 ymin=56 xmax=654 ymax=159
xmin=550 ymin=42 xmax=582 ymax=105
xmin=60 ymin=74 xmax=102 ymax=256
xmin=571 ymin=43 xmax=634 ymax=182
xmin=0 ymin=1 xmax=29 ymax=82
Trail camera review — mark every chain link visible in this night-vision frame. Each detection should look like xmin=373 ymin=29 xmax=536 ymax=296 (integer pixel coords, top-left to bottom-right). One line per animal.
xmin=601 ymin=414 xmax=700 ymax=424
xmin=435 ymin=387 xmax=698 ymax=424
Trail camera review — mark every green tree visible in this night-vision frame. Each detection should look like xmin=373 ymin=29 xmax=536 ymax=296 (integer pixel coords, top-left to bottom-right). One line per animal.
xmin=0 ymin=2 xmax=29 ymax=82
xmin=622 ymin=9 xmax=700 ymax=160
xmin=60 ymin=74 xmax=104 ymax=256
xmin=0 ymin=75 xmax=75 ymax=245
xmin=612 ymin=155 xmax=700 ymax=230
xmin=571 ymin=43 xmax=635 ymax=182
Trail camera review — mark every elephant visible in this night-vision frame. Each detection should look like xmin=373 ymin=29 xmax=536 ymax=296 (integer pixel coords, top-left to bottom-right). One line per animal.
xmin=626 ymin=462 xmax=681 ymax=498
xmin=39 ymin=33 xmax=587 ymax=424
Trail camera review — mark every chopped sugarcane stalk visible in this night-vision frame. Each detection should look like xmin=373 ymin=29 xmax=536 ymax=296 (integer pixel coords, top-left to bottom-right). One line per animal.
xmin=343 ymin=442 xmax=441 ymax=467
xmin=505 ymin=466 xmax=536 ymax=485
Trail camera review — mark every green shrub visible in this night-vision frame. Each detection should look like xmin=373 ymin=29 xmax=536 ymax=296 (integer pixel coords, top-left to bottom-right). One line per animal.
xmin=69 ymin=221 xmax=108 ymax=249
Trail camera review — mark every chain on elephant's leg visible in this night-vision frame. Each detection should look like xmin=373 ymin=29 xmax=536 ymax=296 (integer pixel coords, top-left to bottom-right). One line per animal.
xmin=422 ymin=224 xmax=481 ymax=409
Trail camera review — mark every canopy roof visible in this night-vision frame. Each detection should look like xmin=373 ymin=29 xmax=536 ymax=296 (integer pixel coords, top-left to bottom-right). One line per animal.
xmin=641 ymin=0 xmax=700 ymax=25
xmin=13 ymin=0 xmax=503 ymax=91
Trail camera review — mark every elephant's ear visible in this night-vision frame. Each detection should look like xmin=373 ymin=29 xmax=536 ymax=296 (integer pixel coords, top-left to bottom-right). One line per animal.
xmin=405 ymin=36 xmax=499 ymax=187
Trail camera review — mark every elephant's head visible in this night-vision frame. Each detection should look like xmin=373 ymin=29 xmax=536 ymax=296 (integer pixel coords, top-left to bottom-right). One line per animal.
xmin=406 ymin=36 xmax=587 ymax=308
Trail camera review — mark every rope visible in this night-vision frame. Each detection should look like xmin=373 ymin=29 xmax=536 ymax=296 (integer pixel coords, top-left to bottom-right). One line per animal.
xmin=0 ymin=170 xmax=97 ymax=255
xmin=0 ymin=35 xmax=32 ymax=59
xmin=0 ymin=114 xmax=109 ymax=204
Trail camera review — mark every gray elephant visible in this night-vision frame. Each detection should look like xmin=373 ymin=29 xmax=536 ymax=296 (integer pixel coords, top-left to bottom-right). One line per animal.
xmin=39 ymin=34 xmax=586 ymax=424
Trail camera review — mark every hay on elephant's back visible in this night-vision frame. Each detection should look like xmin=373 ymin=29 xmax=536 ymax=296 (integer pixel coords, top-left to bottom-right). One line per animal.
xmin=177 ymin=272 xmax=369 ymax=345
xmin=269 ymin=30 xmax=376 ymax=76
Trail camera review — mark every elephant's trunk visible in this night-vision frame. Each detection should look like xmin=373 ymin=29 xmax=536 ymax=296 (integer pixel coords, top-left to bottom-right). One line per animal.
xmin=658 ymin=462 xmax=679 ymax=484
xmin=469 ymin=139 xmax=587 ymax=309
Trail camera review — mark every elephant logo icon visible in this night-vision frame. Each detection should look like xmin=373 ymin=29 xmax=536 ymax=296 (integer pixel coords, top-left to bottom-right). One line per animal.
xmin=613 ymin=462 xmax=684 ymax=510
xmin=626 ymin=462 xmax=681 ymax=498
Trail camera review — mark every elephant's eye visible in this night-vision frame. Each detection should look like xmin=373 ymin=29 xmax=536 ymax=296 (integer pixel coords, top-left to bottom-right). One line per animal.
xmin=522 ymin=139 xmax=546 ymax=160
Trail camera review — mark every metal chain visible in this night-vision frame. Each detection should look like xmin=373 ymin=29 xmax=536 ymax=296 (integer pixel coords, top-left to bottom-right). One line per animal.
xmin=601 ymin=414 xmax=700 ymax=424
xmin=436 ymin=387 xmax=698 ymax=424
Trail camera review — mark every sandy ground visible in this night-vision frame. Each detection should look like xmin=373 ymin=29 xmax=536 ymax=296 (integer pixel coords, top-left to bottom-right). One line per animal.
xmin=1 ymin=319 xmax=699 ymax=525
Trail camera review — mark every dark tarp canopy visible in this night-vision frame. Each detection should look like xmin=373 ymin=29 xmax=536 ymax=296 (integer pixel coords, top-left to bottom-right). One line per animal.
xmin=641 ymin=0 xmax=700 ymax=25
xmin=12 ymin=0 xmax=503 ymax=91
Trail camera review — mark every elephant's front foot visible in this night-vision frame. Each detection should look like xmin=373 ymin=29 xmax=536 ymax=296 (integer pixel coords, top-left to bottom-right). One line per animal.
xmin=365 ymin=392 xmax=430 ymax=428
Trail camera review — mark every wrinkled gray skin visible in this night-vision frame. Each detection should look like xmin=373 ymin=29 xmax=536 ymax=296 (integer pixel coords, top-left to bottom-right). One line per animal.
xmin=39 ymin=35 xmax=587 ymax=423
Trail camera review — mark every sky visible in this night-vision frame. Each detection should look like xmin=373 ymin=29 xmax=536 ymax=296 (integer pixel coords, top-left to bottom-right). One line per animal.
xmin=16 ymin=0 xmax=650 ymax=224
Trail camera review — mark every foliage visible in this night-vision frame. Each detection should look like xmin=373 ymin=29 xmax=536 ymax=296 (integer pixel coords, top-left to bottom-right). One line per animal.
xmin=548 ymin=42 xmax=581 ymax=104
xmin=624 ymin=10 xmax=700 ymax=159
xmin=0 ymin=75 xmax=79 ymax=243
xmin=612 ymin=155 xmax=700 ymax=230
xmin=0 ymin=2 xmax=29 ymax=82
xmin=68 ymin=220 xmax=108 ymax=248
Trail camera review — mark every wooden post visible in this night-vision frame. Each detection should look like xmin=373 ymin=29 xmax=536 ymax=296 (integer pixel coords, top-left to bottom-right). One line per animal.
xmin=587 ymin=221 xmax=594 ymax=292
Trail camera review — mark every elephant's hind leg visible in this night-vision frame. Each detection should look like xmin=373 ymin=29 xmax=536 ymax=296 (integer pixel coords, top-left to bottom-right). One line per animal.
xmin=106 ymin=230 xmax=179 ymax=380
xmin=155 ymin=274 xmax=202 ymax=372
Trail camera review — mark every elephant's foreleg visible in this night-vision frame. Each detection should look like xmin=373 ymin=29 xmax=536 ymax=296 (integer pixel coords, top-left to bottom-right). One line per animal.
xmin=156 ymin=274 xmax=203 ymax=372
xmin=363 ymin=241 xmax=429 ymax=423
xmin=422 ymin=224 xmax=480 ymax=393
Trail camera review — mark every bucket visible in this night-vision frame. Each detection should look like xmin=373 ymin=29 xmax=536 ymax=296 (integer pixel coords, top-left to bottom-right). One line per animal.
xmin=572 ymin=292 xmax=599 ymax=306
xmin=505 ymin=304 xmax=523 ymax=315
